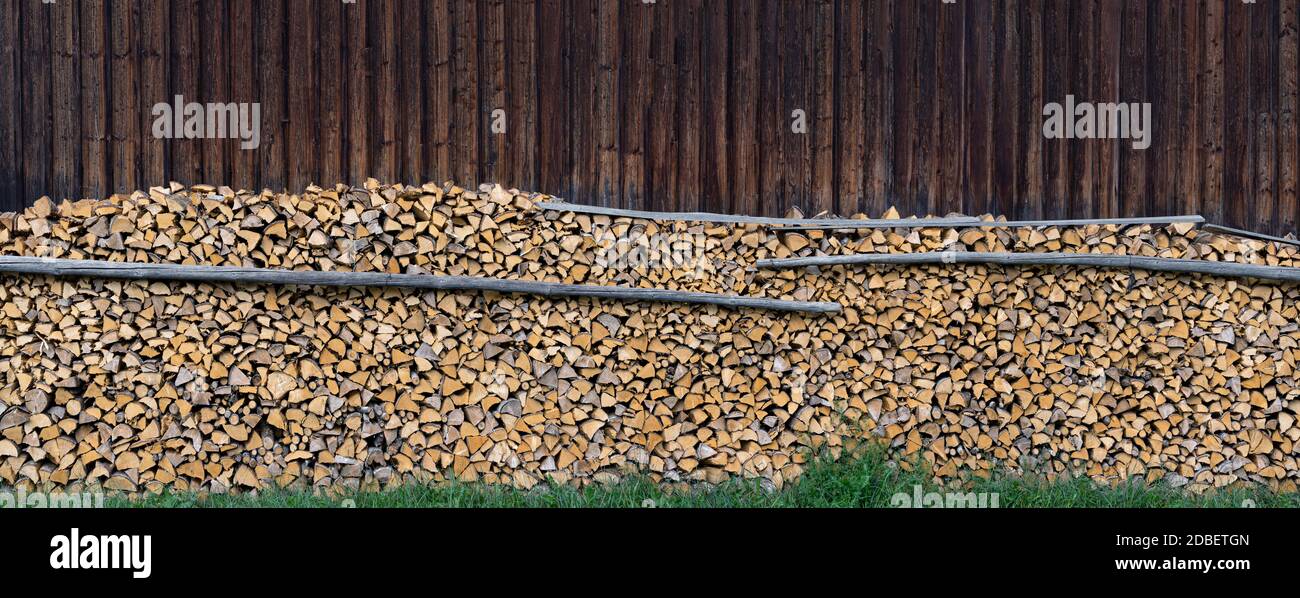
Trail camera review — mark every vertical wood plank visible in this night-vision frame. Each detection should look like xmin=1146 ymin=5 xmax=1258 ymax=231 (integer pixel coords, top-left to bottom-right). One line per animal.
xmin=781 ymin=0 xmax=812 ymax=216
xmin=675 ymin=0 xmax=702 ymax=212
xmin=427 ymin=0 xmax=453 ymax=185
xmin=837 ymin=0 xmax=865 ymax=215
xmin=170 ymin=0 xmax=201 ymax=187
xmin=318 ymin=0 xmax=345 ymax=187
xmin=21 ymin=1 xmax=51 ymax=203
xmin=1175 ymin=1 xmax=1201 ymax=217
xmin=810 ymin=0 xmax=834 ymax=214
xmin=199 ymin=0 xmax=227 ymax=187
xmin=256 ymin=0 xmax=285 ymax=191
xmin=757 ymin=0 xmax=783 ymax=215
xmin=138 ymin=0 xmax=167 ymax=189
xmin=964 ymin=0 xmax=995 ymax=216
xmin=227 ymin=0 xmax=256 ymax=191
xmin=730 ymin=0 xmax=759 ymax=215
xmin=1094 ymin=0 xmax=1121 ymax=218
xmin=506 ymin=0 xmax=537 ymax=191
xmin=1117 ymin=0 xmax=1146 ymax=217
xmin=345 ymin=0 xmax=368 ymax=187
xmin=1201 ymin=0 xmax=1225 ymax=226
xmin=1224 ymin=0 xmax=1253 ymax=228
xmin=864 ymin=0 xmax=893 ymax=217
xmin=80 ymin=0 xmax=107 ymax=200
xmin=1148 ymin=0 xmax=1179 ymax=218
xmin=649 ymin=1 xmax=678 ymax=212
xmin=1107 ymin=1 xmax=1138 ymax=218
xmin=912 ymin=0 xmax=937 ymax=217
xmin=700 ymin=0 xmax=728 ymax=212
xmin=1280 ymin=0 xmax=1299 ymax=233
xmin=621 ymin=0 xmax=650 ymax=210
xmin=1067 ymin=0 xmax=1095 ymax=218
xmin=935 ymin=0 xmax=963 ymax=216
xmin=1018 ymin=0 xmax=1045 ymax=219
xmin=594 ymin=0 xmax=620 ymax=205
xmin=570 ymin=0 xmax=595 ymax=202
xmin=888 ymin=0 xmax=914 ymax=216
xmin=51 ymin=0 xmax=80 ymax=200
xmin=0 ymin=1 xmax=19 ymax=209
xmin=450 ymin=0 xmax=478 ymax=187
xmin=480 ymin=0 xmax=506 ymax=186
xmin=286 ymin=0 xmax=317 ymax=192
xmin=398 ymin=0 xmax=424 ymax=185
xmin=536 ymin=0 xmax=570 ymax=198
xmin=370 ymin=0 xmax=398 ymax=184
xmin=1251 ymin=0 xmax=1278 ymax=231
xmin=993 ymin=0 xmax=1020 ymax=218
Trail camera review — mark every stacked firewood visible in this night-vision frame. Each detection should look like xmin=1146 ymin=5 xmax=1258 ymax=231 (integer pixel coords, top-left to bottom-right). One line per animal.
xmin=0 ymin=180 xmax=1297 ymax=493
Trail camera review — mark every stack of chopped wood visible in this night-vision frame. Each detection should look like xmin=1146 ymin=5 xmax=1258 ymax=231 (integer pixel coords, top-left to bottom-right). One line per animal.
xmin=1 ymin=181 xmax=1297 ymax=494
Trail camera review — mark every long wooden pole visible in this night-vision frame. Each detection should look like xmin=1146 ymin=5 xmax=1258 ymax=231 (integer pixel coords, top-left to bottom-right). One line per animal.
xmin=755 ymin=251 xmax=1300 ymax=283
xmin=1201 ymin=223 xmax=1300 ymax=248
xmin=769 ymin=214 xmax=1205 ymax=232
xmin=0 ymin=256 xmax=842 ymax=314
xmin=535 ymin=200 xmax=981 ymax=227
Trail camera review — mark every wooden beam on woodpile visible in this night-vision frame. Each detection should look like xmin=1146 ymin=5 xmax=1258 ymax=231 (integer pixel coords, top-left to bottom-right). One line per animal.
xmin=770 ymin=214 xmax=1205 ymax=232
xmin=756 ymin=250 xmax=1300 ymax=283
xmin=1202 ymin=223 xmax=1300 ymax=248
xmin=535 ymin=200 xmax=981 ymax=227
xmin=0 ymin=255 xmax=842 ymax=313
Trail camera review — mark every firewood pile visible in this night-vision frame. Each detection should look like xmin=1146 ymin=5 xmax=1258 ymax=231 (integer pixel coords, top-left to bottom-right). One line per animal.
xmin=1 ymin=180 xmax=1298 ymax=494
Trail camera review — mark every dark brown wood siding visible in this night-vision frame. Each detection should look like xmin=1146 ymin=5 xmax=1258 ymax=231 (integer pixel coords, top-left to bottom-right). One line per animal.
xmin=2 ymin=0 xmax=1299 ymax=235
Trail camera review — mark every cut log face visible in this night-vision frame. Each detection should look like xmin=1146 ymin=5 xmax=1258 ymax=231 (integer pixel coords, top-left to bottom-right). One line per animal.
xmin=1 ymin=181 xmax=1298 ymax=495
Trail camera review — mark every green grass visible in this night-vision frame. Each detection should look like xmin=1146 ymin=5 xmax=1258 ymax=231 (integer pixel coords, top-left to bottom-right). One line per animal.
xmin=87 ymin=445 xmax=1300 ymax=508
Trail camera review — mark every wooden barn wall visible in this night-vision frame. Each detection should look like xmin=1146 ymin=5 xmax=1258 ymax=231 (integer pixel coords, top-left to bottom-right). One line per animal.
xmin=1 ymin=0 xmax=1298 ymax=235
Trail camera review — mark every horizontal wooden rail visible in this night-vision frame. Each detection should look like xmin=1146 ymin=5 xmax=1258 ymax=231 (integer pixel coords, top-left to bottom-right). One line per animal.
xmin=535 ymin=201 xmax=981 ymax=228
xmin=770 ymin=214 xmax=1205 ymax=232
xmin=1202 ymin=223 xmax=1300 ymax=248
xmin=756 ymin=251 xmax=1300 ymax=284
xmin=0 ymin=256 xmax=841 ymax=314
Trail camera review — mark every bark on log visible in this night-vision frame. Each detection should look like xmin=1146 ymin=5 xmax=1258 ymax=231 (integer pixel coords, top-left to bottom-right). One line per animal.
xmin=0 ymin=255 xmax=841 ymax=313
